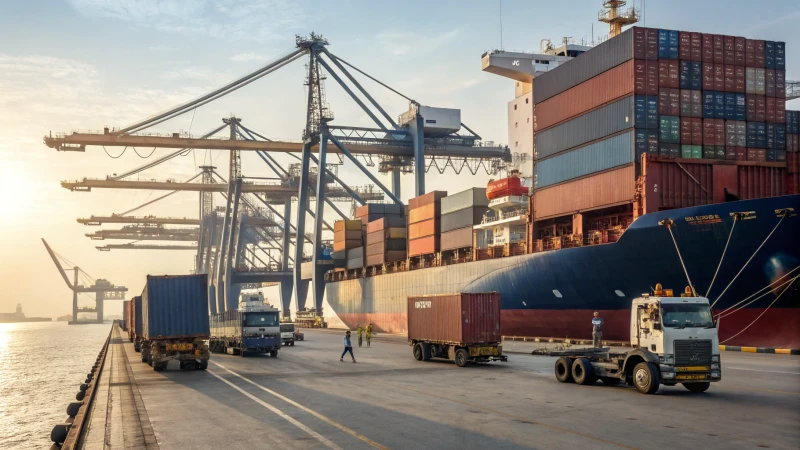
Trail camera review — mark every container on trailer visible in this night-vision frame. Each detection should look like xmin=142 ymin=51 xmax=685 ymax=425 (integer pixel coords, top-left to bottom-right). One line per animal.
xmin=141 ymin=274 xmax=210 ymax=340
xmin=122 ymin=300 xmax=130 ymax=331
xmin=407 ymin=293 xmax=501 ymax=344
xmin=441 ymin=188 xmax=489 ymax=215
xmin=441 ymin=207 xmax=489 ymax=233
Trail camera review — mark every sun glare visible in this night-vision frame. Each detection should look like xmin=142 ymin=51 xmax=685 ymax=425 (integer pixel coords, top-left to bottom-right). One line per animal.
xmin=0 ymin=166 xmax=34 ymax=220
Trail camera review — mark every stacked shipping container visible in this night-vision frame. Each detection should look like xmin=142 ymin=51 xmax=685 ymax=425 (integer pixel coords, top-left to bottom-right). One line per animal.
xmin=365 ymin=216 xmax=407 ymax=266
xmin=408 ymin=191 xmax=447 ymax=257
xmin=531 ymin=26 xmax=792 ymax=223
xmin=334 ymin=220 xmax=364 ymax=269
xmin=440 ymin=188 xmax=490 ymax=251
xmin=787 ymin=111 xmax=800 ymax=194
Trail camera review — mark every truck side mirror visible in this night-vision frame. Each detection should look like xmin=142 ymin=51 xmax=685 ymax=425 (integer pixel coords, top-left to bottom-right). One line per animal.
xmin=653 ymin=322 xmax=662 ymax=331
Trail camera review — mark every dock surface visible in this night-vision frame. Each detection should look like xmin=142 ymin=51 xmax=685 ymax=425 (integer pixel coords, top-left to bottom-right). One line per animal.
xmin=83 ymin=326 xmax=799 ymax=449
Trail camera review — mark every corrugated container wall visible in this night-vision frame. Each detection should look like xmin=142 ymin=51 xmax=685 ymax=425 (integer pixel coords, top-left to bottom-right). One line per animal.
xmin=534 ymin=96 xmax=634 ymax=160
xmin=534 ymin=131 xmax=634 ymax=189
xmin=141 ymin=274 xmax=210 ymax=340
xmin=441 ymin=207 xmax=489 ymax=233
xmin=133 ymin=296 xmax=143 ymax=336
xmin=406 ymin=293 xmax=501 ymax=344
xmin=122 ymin=300 xmax=130 ymax=330
xmin=533 ymin=165 xmax=635 ymax=220
xmin=534 ymin=28 xmax=634 ymax=103
xmin=441 ymin=188 xmax=489 ymax=215
xmin=534 ymin=60 xmax=634 ymax=131
xmin=440 ymin=227 xmax=474 ymax=251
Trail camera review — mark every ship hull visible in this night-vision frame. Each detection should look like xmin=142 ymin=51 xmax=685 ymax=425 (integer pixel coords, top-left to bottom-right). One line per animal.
xmin=325 ymin=195 xmax=800 ymax=348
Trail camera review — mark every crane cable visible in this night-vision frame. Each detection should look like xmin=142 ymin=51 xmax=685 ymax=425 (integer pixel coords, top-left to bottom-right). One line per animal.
xmin=133 ymin=147 xmax=157 ymax=158
xmin=710 ymin=213 xmax=787 ymax=308
xmin=720 ymin=277 xmax=795 ymax=344
xmin=704 ymin=213 xmax=739 ymax=297
xmin=103 ymin=146 xmax=127 ymax=159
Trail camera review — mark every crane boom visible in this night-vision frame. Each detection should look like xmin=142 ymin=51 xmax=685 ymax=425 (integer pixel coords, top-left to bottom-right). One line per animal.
xmin=41 ymin=238 xmax=75 ymax=290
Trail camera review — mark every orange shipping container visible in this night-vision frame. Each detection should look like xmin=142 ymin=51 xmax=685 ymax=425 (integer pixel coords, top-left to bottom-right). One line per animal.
xmin=408 ymin=203 xmax=440 ymax=224
xmin=407 ymin=293 xmax=501 ymax=344
xmin=334 ymin=220 xmax=362 ymax=232
xmin=534 ymin=60 xmax=634 ymax=132
xmin=409 ymin=191 xmax=447 ymax=210
xmin=408 ymin=235 xmax=439 ymax=257
xmin=408 ymin=219 xmax=439 ymax=240
xmin=366 ymin=216 xmax=406 ymax=234
xmin=333 ymin=239 xmax=362 ymax=252
xmin=334 ymin=229 xmax=361 ymax=242
xmin=533 ymin=165 xmax=635 ymax=220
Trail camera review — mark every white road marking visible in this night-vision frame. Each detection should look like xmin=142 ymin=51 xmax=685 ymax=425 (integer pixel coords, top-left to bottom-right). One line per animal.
xmin=725 ymin=366 xmax=800 ymax=375
xmin=207 ymin=369 xmax=342 ymax=450
xmin=212 ymin=361 xmax=388 ymax=450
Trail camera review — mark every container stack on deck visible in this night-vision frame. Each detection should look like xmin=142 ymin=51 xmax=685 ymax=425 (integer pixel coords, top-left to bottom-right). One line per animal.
xmin=530 ymin=25 xmax=794 ymax=243
xmin=440 ymin=188 xmax=490 ymax=252
xmin=366 ymin=216 xmax=407 ymax=266
xmin=787 ymin=111 xmax=800 ymax=193
xmin=408 ymin=191 xmax=447 ymax=257
xmin=334 ymin=220 xmax=363 ymax=269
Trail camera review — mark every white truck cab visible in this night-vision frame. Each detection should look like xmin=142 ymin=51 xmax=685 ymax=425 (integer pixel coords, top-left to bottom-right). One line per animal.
xmin=239 ymin=292 xmax=281 ymax=339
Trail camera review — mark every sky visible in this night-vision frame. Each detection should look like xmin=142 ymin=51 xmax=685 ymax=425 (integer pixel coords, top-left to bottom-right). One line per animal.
xmin=1 ymin=0 xmax=798 ymax=319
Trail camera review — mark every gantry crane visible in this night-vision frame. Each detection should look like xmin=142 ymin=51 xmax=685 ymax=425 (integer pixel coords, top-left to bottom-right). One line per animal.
xmin=42 ymin=239 xmax=127 ymax=324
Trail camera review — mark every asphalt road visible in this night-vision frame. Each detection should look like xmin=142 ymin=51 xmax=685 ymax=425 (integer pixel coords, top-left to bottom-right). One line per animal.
xmin=124 ymin=330 xmax=800 ymax=450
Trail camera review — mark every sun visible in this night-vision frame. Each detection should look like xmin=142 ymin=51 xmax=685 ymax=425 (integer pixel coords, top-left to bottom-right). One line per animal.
xmin=0 ymin=165 xmax=34 ymax=220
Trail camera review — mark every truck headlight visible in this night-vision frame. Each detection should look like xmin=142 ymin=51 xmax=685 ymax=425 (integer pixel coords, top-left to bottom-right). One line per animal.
xmin=711 ymin=363 xmax=720 ymax=370
xmin=662 ymin=372 xmax=676 ymax=380
xmin=711 ymin=354 xmax=720 ymax=362
xmin=662 ymin=354 xmax=674 ymax=364
xmin=711 ymin=372 xmax=721 ymax=378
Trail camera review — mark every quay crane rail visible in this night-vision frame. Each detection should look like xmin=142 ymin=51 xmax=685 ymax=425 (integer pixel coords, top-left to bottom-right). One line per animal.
xmin=42 ymin=239 xmax=127 ymax=324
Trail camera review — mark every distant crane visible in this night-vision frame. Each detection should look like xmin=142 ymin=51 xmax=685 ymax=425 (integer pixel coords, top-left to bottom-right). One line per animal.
xmin=42 ymin=239 xmax=127 ymax=324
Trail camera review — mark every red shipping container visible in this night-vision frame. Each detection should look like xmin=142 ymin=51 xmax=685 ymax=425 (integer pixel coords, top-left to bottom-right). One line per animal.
xmin=659 ymin=60 xmax=669 ymax=86
xmin=633 ymin=27 xmax=646 ymax=60
xmin=723 ymin=35 xmax=735 ymax=64
xmin=691 ymin=118 xmax=704 ymax=145
xmin=669 ymin=60 xmax=679 ymax=88
xmin=776 ymin=70 xmax=786 ymax=98
xmin=789 ymin=173 xmax=799 ymax=195
xmin=408 ymin=203 xmax=441 ymax=224
xmin=787 ymin=152 xmax=797 ymax=173
xmin=728 ymin=146 xmax=747 ymax=161
xmin=765 ymin=69 xmax=776 ymax=97
xmin=776 ymin=98 xmax=786 ymax=124
xmin=680 ymin=118 xmax=692 ymax=143
xmin=669 ymin=88 xmax=680 ymax=115
xmin=724 ymin=65 xmax=736 ymax=92
xmin=738 ymin=166 xmax=786 ymax=199
xmin=755 ymin=96 xmax=766 ymax=122
xmin=734 ymin=37 xmax=746 ymax=65
xmin=702 ymin=63 xmax=714 ymax=90
xmin=754 ymin=40 xmax=766 ymax=68
xmin=766 ymin=97 xmax=776 ymax=123
xmin=408 ymin=235 xmax=439 ymax=256
xmin=646 ymin=28 xmax=659 ymax=60
xmin=679 ymin=31 xmax=691 ymax=60
xmin=713 ymin=35 xmax=724 ymax=63
xmin=409 ymin=190 xmax=447 ymax=210
xmin=745 ymin=39 xmax=756 ymax=66
xmin=747 ymin=148 xmax=766 ymax=162
xmin=691 ymin=32 xmax=703 ymax=62
xmin=634 ymin=60 xmax=659 ymax=95
xmin=658 ymin=89 xmax=669 ymax=115
xmin=746 ymin=94 xmax=756 ymax=121
xmin=734 ymin=66 xmax=746 ymax=93
xmin=714 ymin=119 xmax=725 ymax=146
xmin=713 ymin=64 xmax=725 ymax=91
xmin=407 ymin=292 xmax=501 ymax=344
xmin=725 ymin=147 xmax=738 ymax=161
xmin=702 ymin=33 xmax=714 ymax=62
xmin=408 ymin=218 xmax=439 ymax=240
xmin=703 ymin=119 xmax=716 ymax=146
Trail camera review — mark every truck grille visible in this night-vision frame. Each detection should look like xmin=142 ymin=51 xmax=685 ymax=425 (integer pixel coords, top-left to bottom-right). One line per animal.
xmin=674 ymin=339 xmax=712 ymax=365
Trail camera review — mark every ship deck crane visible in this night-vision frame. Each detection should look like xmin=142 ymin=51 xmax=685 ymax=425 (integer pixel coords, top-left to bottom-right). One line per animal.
xmin=42 ymin=239 xmax=127 ymax=324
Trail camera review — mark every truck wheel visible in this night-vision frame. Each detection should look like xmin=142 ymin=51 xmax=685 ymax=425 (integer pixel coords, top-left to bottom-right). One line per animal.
xmin=572 ymin=358 xmax=596 ymax=385
xmin=454 ymin=349 xmax=469 ymax=367
xmin=554 ymin=357 xmax=573 ymax=383
xmin=633 ymin=362 xmax=660 ymax=394
xmin=199 ymin=360 xmax=208 ymax=370
xmin=600 ymin=377 xmax=621 ymax=385
xmin=153 ymin=362 xmax=165 ymax=372
xmin=270 ymin=350 xmax=278 ymax=358
xmin=683 ymin=382 xmax=710 ymax=393
xmin=421 ymin=343 xmax=431 ymax=361
xmin=413 ymin=343 xmax=423 ymax=361
xmin=141 ymin=353 xmax=147 ymax=363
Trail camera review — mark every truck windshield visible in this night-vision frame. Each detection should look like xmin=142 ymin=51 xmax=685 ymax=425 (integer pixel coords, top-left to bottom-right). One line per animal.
xmin=661 ymin=304 xmax=713 ymax=328
xmin=243 ymin=313 xmax=279 ymax=327
xmin=280 ymin=324 xmax=295 ymax=332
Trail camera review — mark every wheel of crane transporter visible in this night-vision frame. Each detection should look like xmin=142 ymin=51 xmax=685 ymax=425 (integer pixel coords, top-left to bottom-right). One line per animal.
xmin=633 ymin=362 xmax=660 ymax=394
xmin=413 ymin=343 xmax=424 ymax=361
xmin=571 ymin=358 xmax=596 ymax=385
xmin=454 ymin=349 xmax=469 ymax=367
xmin=682 ymin=382 xmax=710 ymax=393
xmin=269 ymin=349 xmax=278 ymax=358
xmin=554 ymin=357 xmax=574 ymax=383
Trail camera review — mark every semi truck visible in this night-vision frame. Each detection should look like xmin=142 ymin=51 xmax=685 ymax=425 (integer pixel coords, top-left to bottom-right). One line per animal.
xmin=209 ymin=292 xmax=281 ymax=357
xmin=130 ymin=296 xmax=143 ymax=352
xmin=553 ymin=285 xmax=722 ymax=394
xmin=408 ymin=293 xmax=507 ymax=367
xmin=140 ymin=275 xmax=210 ymax=371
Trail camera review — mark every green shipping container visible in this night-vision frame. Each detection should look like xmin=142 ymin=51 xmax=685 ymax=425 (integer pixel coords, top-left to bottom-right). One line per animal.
xmin=670 ymin=117 xmax=680 ymax=143
xmin=681 ymin=145 xmax=693 ymax=158
xmin=691 ymin=145 xmax=702 ymax=159
xmin=660 ymin=116 xmax=680 ymax=144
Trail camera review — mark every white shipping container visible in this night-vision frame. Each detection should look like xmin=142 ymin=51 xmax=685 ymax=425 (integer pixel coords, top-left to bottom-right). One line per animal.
xmin=399 ymin=104 xmax=461 ymax=137
xmin=441 ymin=187 xmax=489 ymax=215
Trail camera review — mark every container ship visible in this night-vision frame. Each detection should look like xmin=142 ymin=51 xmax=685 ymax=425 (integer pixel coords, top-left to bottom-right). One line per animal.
xmin=321 ymin=5 xmax=800 ymax=349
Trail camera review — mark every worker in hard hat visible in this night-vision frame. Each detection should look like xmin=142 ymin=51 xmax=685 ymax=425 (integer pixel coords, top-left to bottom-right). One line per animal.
xmin=592 ymin=312 xmax=604 ymax=348
xmin=365 ymin=323 xmax=373 ymax=347
xmin=356 ymin=324 xmax=364 ymax=347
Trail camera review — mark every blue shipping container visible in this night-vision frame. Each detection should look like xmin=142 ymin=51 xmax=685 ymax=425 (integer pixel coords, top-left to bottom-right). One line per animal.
xmin=765 ymin=41 xmax=776 ymax=70
xmin=775 ymin=124 xmax=786 ymax=150
xmin=714 ymin=92 xmax=725 ymax=119
xmin=747 ymin=122 xmax=758 ymax=147
xmin=635 ymin=130 xmax=658 ymax=158
xmin=735 ymin=94 xmax=746 ymax=121
xmin=703 ymin=91 xmax=715 ymax=118
xmin=757 ymin=122 xmax=767 ymax=148
xmin=668 ymin=30 xmax=679 ymax=59
xmin=658 ymin=29 xmax=669 ymax=59
xmin=725 ymin=93 xmax=736 ymax=120
xmin=142 ymin=274 xmax=210 ymax=340
xmin=776 ymin=42 xmax=786 ymax=71
xmin=533 ymin=131 xmax=633 ymax=189
xmin=766 ymin=123 xmax=776 ymax=149
xmin=633 ymin=95 xmax=658 ymax=130
xmin=690 ymin=61 xmax=703 ymax=90
xmin=134 ymin=296 xmax=143 ymax=336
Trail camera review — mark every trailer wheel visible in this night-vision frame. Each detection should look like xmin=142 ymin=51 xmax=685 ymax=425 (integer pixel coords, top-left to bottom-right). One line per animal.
xmin=199 ymin=360 xmax=208 ymax=370
xmin=682 ymin=382 xmax=710 ymax=393
xmin=421 ymin=343 xmax=431 ymax=361
xmin=633 ymin=362 xmax=660 ymax=394
xmin=270 ymin=350 xmax=278 ymax=358
xmin=141 ymin=353 xmax=147 ymax=363
xmin=454 ymin=349 xmax=469 ymax=367
xmin=554 ymin=357 xmax=573 ymax=383
xmin=413 ymin=343 xmax=423 ymax=361
xmin=572 ymin=358 xmax=596 ymax=385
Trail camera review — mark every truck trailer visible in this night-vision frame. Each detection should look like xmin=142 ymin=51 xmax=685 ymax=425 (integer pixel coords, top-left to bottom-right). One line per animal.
xmin=408 ymin=292 xmax=507 ymax=367
xmin=209 ymin=292 xmax=281 ymax=357
xmin=553 ymin=285 xmax=722 ymax=394
xmin=140 ymin=275 xmax=210 ymax=371
xmin=122 ymin=300 xmax=130 ymax=332
xmin=130 ymin=295 xmax=143 ymax=351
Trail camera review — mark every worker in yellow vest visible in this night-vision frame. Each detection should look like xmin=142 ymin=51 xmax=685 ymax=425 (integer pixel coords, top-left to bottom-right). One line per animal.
xmin=356 ymin=324 xmax=364 ymax=347
xmin=365 ymin=323 xmax=373 ymax=347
